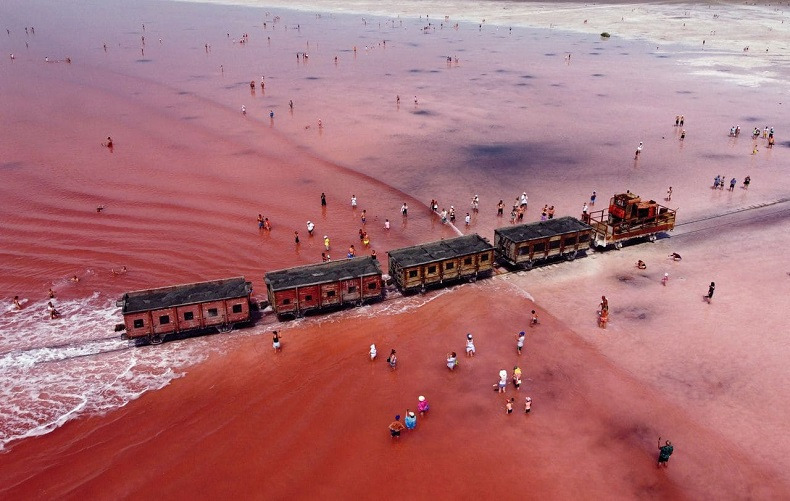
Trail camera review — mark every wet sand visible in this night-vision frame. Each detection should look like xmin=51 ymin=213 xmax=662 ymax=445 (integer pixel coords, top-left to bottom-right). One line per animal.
xmin=2 ymin=282 xmax=785 ymax=499
xmin=1 ymin=0 xmax=789 ymax=497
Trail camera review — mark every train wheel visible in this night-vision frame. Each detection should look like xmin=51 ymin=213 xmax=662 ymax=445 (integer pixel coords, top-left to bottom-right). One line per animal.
xmin=566 ymin=251 xmax=577 ymax=261
xmin=648 ymin=234 xmax=657 ymax=242
xmin=614 ymin=241 xmax=623 ymax=250
xmin=524 ymin=261 xmax=534 ymax=270
xmin=149 ymin=334 xmax=164 ymax=345
xmin=217 ymin=323 xmax=233 ymax=333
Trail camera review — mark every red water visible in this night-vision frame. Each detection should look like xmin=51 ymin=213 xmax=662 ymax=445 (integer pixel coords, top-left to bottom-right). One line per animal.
xmin=1 ymin=0 xmax=789 ymax=497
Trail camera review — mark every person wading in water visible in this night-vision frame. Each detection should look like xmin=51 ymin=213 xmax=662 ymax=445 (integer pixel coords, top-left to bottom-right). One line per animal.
xmin=657 ymin=438 xmax=674 ymax=467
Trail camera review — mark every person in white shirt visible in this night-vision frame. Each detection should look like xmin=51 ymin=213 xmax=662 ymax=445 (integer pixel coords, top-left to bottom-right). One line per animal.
xmin=446 ymin=352 xmax=458 ymax=370
xmin=465 ymin=334 xmax=475 ymax=356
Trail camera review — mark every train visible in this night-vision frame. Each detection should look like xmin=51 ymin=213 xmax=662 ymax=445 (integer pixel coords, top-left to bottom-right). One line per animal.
xmin=117 ymin=192 xmax=675 ymax=343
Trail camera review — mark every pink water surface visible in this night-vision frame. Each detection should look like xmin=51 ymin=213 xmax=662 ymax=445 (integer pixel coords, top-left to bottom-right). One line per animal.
xmin=0 ymin=0 xmax=789 ymax=497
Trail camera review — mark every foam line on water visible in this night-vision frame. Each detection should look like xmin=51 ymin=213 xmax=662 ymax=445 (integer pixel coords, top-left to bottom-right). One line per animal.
xmin=0 ymin=293 xmax=219 ymax=450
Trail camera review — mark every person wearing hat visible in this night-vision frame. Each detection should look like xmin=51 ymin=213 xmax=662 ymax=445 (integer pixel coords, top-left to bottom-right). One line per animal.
xmin=516 ymin=331 xmax=525 ymax=355
xmin=323 ymin=235 xmax=330 ymax=251
xmin=369 ymin=344 xmax=377 ymax=360
xmin=389 ymin=415 xmax=405 ymax=438
xmin=512 ymin=366 xmax=522 ymax=390
xmin=306 ymin=220 xmax=315 ymax=235
xmin=417 ymin=395 xmax=429 ymax=416
xmin=404 ymin=410 xmax=417 ymax=430
xmin=465 ymin=333 xmax=476 ymax=357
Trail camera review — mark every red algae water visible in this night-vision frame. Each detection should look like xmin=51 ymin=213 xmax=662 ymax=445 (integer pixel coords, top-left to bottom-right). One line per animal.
xmin=1 ymin=0 xmax=789 ymax=497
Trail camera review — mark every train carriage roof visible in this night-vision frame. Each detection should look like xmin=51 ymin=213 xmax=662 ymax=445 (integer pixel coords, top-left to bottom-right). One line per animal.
xmin=495 ymin=217 xmax=592 ymax=242
xmin=119 ymin=277 xmax=252 ymax=314
xmin=265 ymin=256 xmax=382 ymax=291
xmin=388 ymin=234 xmax=493 ymax=268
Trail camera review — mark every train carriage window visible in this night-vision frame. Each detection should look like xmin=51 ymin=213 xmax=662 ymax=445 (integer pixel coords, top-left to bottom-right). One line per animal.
xmin=133 ymin=319 xmax=144 ymax=329
xmin=207 ymin=308 xmax=219 ymax=317
xmin=184 ymin=311 xmax=195 ymax=321
xmin=428 ymin=265 xmax=437 ymax=274
xmin=550 ymin=239 xmax=561 ymax=250
xmin=579 ymin=233 xmax=590 ymax=242
xmin=533 ymin=242 xmax=546 ymax=253
xmin=305 ymin=295 xmax=313 ymax=301
xmin=327 ymin=290 xmax=336 ymax=297
xmin=282 ymin=299 xmax=291 ymax=305
xmin=518 ymin=245 xmax=530 ymax=256
xmin=408 ymin=270 xmax=418 ymax=278
xmin=347 ymin=286 xmax=357 ymax=293
xmin=445 ymin=262 xmax=454 ymax=270
xmin=159 ymin=315 xmax=170 ymax=325
xmin=464 ymin=257 xmax=472 ymax=265
xmin=368 ymin=282 xmax=378 ymax=290
xmin=232 ymin=304 xmax=243 ymax=314
xmin=480 ymin=253 xmax=489 ymax=262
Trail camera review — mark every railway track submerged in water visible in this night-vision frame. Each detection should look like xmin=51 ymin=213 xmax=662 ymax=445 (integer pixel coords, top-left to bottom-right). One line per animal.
xmin=671 ymin=197 xmax=790 ymax=238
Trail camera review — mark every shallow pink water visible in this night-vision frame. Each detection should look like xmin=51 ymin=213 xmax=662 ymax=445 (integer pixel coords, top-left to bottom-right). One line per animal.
xmin=0 ymin=0 xmax=789 ymax=496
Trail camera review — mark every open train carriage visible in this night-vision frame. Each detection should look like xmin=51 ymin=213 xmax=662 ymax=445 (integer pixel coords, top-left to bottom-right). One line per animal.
xmin=387 ymin=234 xmax=494 ymax=293
xmin=264 ymin=256 xmax=383 ymax=320
xmin=586 ymin=192 xmax=676 ymax=249
xmin=118 ymin=277 xmax=253 ymax=344
xmin=494 ymin=216 xmax=593 ymax=269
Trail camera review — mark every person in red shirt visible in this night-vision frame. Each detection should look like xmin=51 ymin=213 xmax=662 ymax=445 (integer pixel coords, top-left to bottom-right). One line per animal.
xmin=389 ymin=415 xmax=405 ymax=438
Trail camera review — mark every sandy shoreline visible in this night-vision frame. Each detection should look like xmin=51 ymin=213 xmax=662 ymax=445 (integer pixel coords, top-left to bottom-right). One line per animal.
xmin=206 ymin=0 xmax=790 ymax=78
xmin=1 ymin=0 xmax=789 ymax=497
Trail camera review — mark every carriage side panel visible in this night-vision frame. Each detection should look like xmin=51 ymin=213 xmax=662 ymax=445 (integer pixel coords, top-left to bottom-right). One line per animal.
xmin=271 ymin=289 xmax=297 ymax=316
xmin=320 ymin=283 xmax=342 ymax=307
xmin=124 ymin=312 xmax=153 ymax=339
xmin=297 ymin=286 xmax=321 ymax=312
xmin=225 ymin=297 xmax=250 ymax=323
xmin=423 ymin=262 xmax=442 ymax=286
xmin=442 ymin=259 xmax=460 ymax=280
xmin=201 ymin=300 xmax=227 ymax=326
xmin=400 ymin=266 xmax=423 ymax=291
xmin=341 ymin=279 xmax=361 ymax=303
xmin=176 ymin=304 xmax=202 ymax=331
xmin=361 ymin=275 xmax=383 ymax=300
xmin=151 ymin=307 xmax=178 ymax=335
xmin=477 ymin=249 xmax=494 ymax=272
